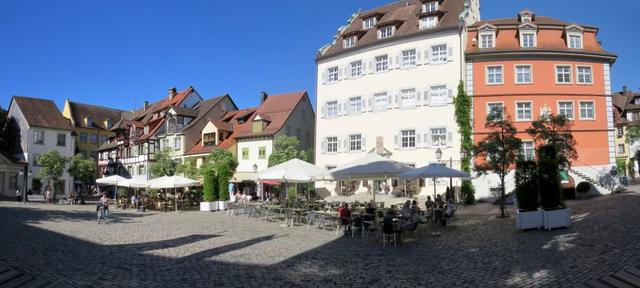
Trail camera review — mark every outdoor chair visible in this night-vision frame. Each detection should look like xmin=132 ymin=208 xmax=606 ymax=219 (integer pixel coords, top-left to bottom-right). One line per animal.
xmin=305 ymin=212 xmax=321 ymax=230
xmin=283 ymin=210 xmax=297 ymax=228
xmin=402 ymin=221 xmax=420 ymax=242
xmin=351 ymin=217 xmax=364 ymax=238
xmin=362 ymin=220 xmax=377 ymax=244
xmin=382 ymin=222 xmax=397 ymax=247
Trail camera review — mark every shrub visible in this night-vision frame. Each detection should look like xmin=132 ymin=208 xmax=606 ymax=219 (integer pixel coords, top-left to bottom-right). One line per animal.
xmin=461 ymin=180 xmax=475 ymax=205
xmin=515 ymin=160 xmax=539 ymax=211
xmin=576 ymin=182 xmax=591 ymax=194
xmin=537 ymin=145 xmax=563 ymax=209
xmin=616 ymin=157 xmax=627 ymax=176
xmin=202 ymin=166 xmax=215 ymax=202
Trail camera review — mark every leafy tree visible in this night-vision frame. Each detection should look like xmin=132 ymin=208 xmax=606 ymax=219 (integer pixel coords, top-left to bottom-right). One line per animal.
xmin=616 ymin=157 xmax=627 ymax=176
xmin=150 ymin=148 xmax=177 ymax=177
xmin=537 ymin=144 xmax=563 ymax=209
xmin=454 ymin=81 xmax=475 ymax=204
xmin=268 ymin=135 xmax=308 ymax=167
xmin=201 ymin=149 xmax=237 ymax=202
xmin=515 ymin=160 xmax=539 ymax=211
xmin=626 ymin=126 xmax=640 ymax=145
xmin=68 ymin=153 xmax=96 ymax=184
xmin=201 ymin=164 xmax=215 ymax=202
xmin=526 ymin=113 xmax=577 ymax=167
xmin=38 ymin=150 xmax=67 ymax=187
xmin=474 ymin=108 xmax=522 ymax=218
xmin=0 ymin=106 xmax=21 ymax=154
xmin=176 ymin=157 xmax=199 ymax=179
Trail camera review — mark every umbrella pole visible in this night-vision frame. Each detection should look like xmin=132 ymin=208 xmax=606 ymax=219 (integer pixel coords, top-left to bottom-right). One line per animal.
xmin=433 ymin=177 xmax=437 ymax=220
xmin=175 ymin=188 xmax=178 ymax=212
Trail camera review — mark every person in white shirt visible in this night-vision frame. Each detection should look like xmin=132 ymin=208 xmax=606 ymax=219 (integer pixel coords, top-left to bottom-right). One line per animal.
xmin=16 ymin=188 xmax=21 ymax=202
xmin=441 ymin=198 xmax=457 ymax=226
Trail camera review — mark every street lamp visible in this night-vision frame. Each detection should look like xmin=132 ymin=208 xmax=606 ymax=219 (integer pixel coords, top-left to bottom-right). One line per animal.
xmin=435 ymin=148 xmax=443 ymax=162
xmin=19 ymin=168 xmax=32 ymax=204
xmin=252 ymin=163 xmax=258 ymax=172
xmin=460 ymin=148 xmax=468 ymax=161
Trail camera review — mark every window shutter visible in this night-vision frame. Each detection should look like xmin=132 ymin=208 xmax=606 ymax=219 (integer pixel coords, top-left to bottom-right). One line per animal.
xmin=428 ymin=47 xmax=434 ymax=63
xmin=426 ymin=129 xmax=432 ymax=148
xmin=343 ymin=102 xmax=349 ymax=116
xmin=416 ymin=91 xmax=422 ymax=106
xmin=448 ymin=88 xmax=454 ymax=103
xmin=416 ymin=133 xmax=422 ymax=147
xmin=424 ymin=49 xmax=430 ymax=65
xmin=322 ymin=71 xmax=328 ymax=84
xmin=361 ymin=98 xmax=366 ymax=112
xmin=394 ymin=133 xmax=399 ymax=149
xmin=447 ymin=128 xmax=453 ymax=147
xmin=395 ymin=54 xmax=401 ymax=68
xmin=343 ymin=65 xmax=350 ymax=80
xmin=368 ymin=60 xmax=374 ymax=74
xmin=321 ymin=139 xmax=326 ymax=154
xmin=424 ymin=88 xmax=431 ymax=106
xmin=416 ymin=51 xmax=422 ymax=62
xmin=343 ymin=138 xmax=348 ymax=151
xmin=368 ymin=97 xmax=373 ymax=112
xmin=338 ymin=67 xmax=344 ymax=80
xmin=321 ymin=104 xmax=326 ymax=119
xmin=337 ymin=101 xmax=342 ymax=116
xmin=394 ymin=93 xmax=399 ymax=108
xmin=388 ymin=56 xmax=393 ymax=68
xmin=361 ymin=135 xmax=367 ymax=151
xmin=447 ymin=46 xmax=454 ymax=61
xmin=387 ymin=94 xmax=393 ymax=110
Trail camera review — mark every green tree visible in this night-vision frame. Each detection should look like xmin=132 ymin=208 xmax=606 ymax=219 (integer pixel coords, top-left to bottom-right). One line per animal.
xmin=0 ymin=107 xmax=21 ymax=154
xmin=474 ymin=108 xmax=522 ymax=218
xmin=201 ymin=164 xmax=215 ymax=202
xmin=68 ymin=153 xmax=96 ymax=184
xmin=268 ymin=135 xmax=308 ymax=167
xmin=626 ymin=126 xmax=640 ymax=145
xmin=176 ymin=157 xmax=199 ymax=179
xmin=454 ymin=80 xmax=475 ymax=204
xmin=203 ymin=149 xmax=237 ymax=202
xmin=38 ymin=150 xmax=67 ymax=187
xmin=526 ymin=113 xmax=577 ymax=167
xmin=537 ymin=144 xmax=563 ymax=209
xmin=150 ymin=148 xmax=177 ymax=177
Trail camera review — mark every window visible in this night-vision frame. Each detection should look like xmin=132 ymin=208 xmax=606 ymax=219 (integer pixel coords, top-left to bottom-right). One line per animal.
xmin=521 ymin=141 xmax=535 ymax=161
xmin=174 ymin=137 xmax=181 ymax=150
xmin=618 ymin=144 xmax=626 ymax=154
xmin=487 ymin=103 xmax=504 ymax=119
xmin=203 ymin=133 xmax=216 ymax=146
xmin=420 ymin=16 xmax=437 ymax=29
xmin=422 ymin=1 xmax=437 ymax=12
xmin=349 ymin=97 xmax=362 ymax=113
xmin=378 ymin=26 xmax=394 ymax=39
xmin=479 ymin=33 xmax=494 ymax=48
xmin=430 ymin=85 xmax=448 ymax=105
xmin=90 ymin=133 xmax=98 ymax=144
xmin=375 ymin=55 xmax=388 ymax=72
xmin=515 ymin=65 xmax=532 ymax=84
xmin=344 ymin=36 xmax=357 ymax=48
xmin=577 ymin=66 xmax=593 ymax=84
xmin=516 ymin=102 xmax=532 ymax=121
xmin=32 ymin=154 xmax=40 ymax=166
xmin=350 ymin=61 xmax=362 ymax=77
xmin=617 ymin=127 xmax=624 ymax=137
xmin=57 ymin=133 xmax=66 ymax=147
xmin=401 ymin=130 xmax=416 ymax=148
xmin=363 ymin=17 xmax=376 ymax=29
xmin=486 ymin=66 xmax=503 ymax=84
xmin=430 ymin=45 xmax=447 ymax=63
xmin=79 ymin=133 xmax=88 ymax=143
xmin=8 ymin=173 xmax=18 ymax=190
xmin=521 ymin=33 xmax=535 ymax=48
xmin=400 ymin=88 xmax=416 ymax=107
xmin=374 ymin=93 xmax=389 ymax=111
xmin=431 ymin=128 xmax=447 ymax=148
xmin=349 ymin=134 xmax=362 ymax=151
xmin=558 ymin=102 xmax=574 ymax=119
xmin=401 ymin=49 xmax=417 ymax=67
xmin=328 ymin=66 xmax=339 ymax=83
xmin=242 ymin=148 xmax=249 ymax=160
xmin=33 ymin=130 xmax=44 ymax=145
xmin=326 ymin=101 xmax=338 ymax=118
xmin=556 ymin=65 xmax=572 ymax=84
xmin=568 ymin=33 xmax=583 ymax=49
xmin=634 ymin=98 xmax=640 ymax=105
xmin=86 ymin=117 xmax=93 ymax=127
xmin=138 ymin=165 xmax=145 ymax=176
xmin=326 ymin=137 xmax=338 ymax=153
xmin=579 ymin=101 xmax=595 ymax=120
xmin=258 ymin=147 xmax=266 ymax=159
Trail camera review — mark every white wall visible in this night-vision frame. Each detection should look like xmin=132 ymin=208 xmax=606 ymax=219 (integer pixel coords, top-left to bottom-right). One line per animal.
xmin=236 ymin=138 xmax=273 ymax=173
xmin=26 ymin=128 xmax=75 ymax=195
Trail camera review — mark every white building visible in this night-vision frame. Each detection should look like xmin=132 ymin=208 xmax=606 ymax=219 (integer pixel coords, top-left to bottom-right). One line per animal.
xmin=315 ymin=0 xmax=479 ymax=196
xmin=8 ymin=96 xmax=76 ymax=196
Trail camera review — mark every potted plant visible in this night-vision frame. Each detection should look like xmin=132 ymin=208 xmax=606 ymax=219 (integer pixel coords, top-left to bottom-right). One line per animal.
xmin=200 ymin=164 xmax=217 ymax=212
xmin=216 ymin=164 xmax=230 ymax=211
xmin=515 ymin=160 xmax=542 ymax=230
xmin=537 ymin=145 xmax=571 ymax=230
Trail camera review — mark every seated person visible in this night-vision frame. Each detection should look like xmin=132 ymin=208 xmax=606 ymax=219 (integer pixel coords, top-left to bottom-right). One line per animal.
xmin=424 ymin=196 xmax=435 ymax=212
xmin=435 ymin=194 xmax=445 ymax=209
xmin=441 ymin=198 xmax=457 ymax=226
xmin=382 ymin=209 xmax=396 ymax=235
xmin=400 ymin=200 xmax=412 ymax=218
xmin=410 ymin=200 xmax=422 ymax=216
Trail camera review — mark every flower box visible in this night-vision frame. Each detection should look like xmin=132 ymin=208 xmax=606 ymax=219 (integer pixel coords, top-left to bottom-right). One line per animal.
xmin=200 ymin=202 xmax=217 ymax=212
xmin=542 ymin=208 xmax=571 ymax=231
xmin=217 ymin=201 xmax=227 ymax=211
xmin=515 ymin=209 xmax=543 ymax=230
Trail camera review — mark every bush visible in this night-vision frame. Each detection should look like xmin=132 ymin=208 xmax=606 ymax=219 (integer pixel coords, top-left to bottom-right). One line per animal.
xmin=461 ymin=180 xmax=475 ymax=205
xmin=576 ymin=182 xmax=591 ymax=194
xmin=202 ymin=166 xmax=215 ymax=202
xmin=616 ymin=157 xmax=627 ymax=176
xmin=537 ymin=145 xmax=563 ymax=209
xmin=217 ymin=164 xmax=230 ymax=201
xmin=515 ymin=160 xmax=539 ymax=211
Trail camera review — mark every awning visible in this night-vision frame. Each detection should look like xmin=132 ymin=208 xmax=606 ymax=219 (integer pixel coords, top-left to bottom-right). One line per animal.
xmin=560 ymin=170 xmax=570 ymax=183
xmin=261 ymin=180 xmax=280 ymax=185
xmin=232 ymin=172 xmax=257 ymax=182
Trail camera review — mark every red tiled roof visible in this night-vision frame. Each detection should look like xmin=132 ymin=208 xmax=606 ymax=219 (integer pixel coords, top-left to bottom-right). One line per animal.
xmin=209 ymin=120 xmax=234 ymax=131
xmin=234 ymin=91 xmax=307 ymax=139
xmin=12 ymin=96 xmax=74 ymax=131
xmin=67 ymin=100 xmax=128 ymax=130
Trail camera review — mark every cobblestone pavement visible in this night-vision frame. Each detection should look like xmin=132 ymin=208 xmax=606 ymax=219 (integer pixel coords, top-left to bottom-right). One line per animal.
xmin=1 ymin=193 xmax=640 ymax=288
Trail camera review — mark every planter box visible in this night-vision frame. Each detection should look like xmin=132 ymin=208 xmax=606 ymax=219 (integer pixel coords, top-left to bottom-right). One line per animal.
xmin=542 ymin=208 xmax=571 ymax=231
xmin=515 ymin=209 xmax=543 ymax=230
xmin=217 ymin=201 xmax=227 ymax=211
xmin=200 ymin=202 xmax=217 ymax=212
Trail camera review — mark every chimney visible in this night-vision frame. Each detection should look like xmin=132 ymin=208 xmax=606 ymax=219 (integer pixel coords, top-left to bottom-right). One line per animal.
xmin=260 ymin=91 xmax=268 ymax=104
xmin=144 ymin=101 xmax=149 ymax=111
xmin=168 ymin=87 xmax=177 ymax=99
xmin=623 ymin=86 xmax=628 ymax=94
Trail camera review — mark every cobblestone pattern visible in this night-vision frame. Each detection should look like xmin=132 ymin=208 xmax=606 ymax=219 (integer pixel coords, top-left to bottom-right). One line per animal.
xmin=1 ymin=193 xmax=640 ymax=287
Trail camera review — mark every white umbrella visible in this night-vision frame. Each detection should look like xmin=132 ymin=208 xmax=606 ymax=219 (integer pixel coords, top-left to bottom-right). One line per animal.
xmin=96 ymin=175 xmax=129 ymax=200
xmin=258 ymin=158 xmax=331 ymax=200
xmin=121 ymin=175 xmax=149 ymax=188
xmin=258 ymin=169 xmax=310 ymax=182
xmin=148 ymin=175 xmax=201 ymax=211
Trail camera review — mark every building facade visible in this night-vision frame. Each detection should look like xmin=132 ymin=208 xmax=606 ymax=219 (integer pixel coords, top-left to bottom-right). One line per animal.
xmin=613 ymin=87 xmax=640 ymax=177
xmin=8 ymin=96 xmax=76 ymax=196
xmin=466 ymin=10 xmax=617 ymax=197
xmin=315 ymin=0 xmax=479 ymax=196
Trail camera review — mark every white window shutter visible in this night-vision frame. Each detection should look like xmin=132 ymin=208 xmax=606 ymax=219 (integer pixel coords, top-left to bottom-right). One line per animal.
xmin=338 ymin=67 xmax=344 ymax=80
xmin=342 ymin=137 xmax=348 ymax=152
xmin=416 ymin=133 xmax=422 ymax=147
xmin=428 ymin=47 xmax=435 ymax=63
xmin=426 ymin=129 xmax=432 ymax=148
xmin=394 ymin=93 xmax=399 ymax=108
xmin=361 ymin=135 xmax=366 ymax=151
xmin=416 ymin=51 xmax=422 ymax=62
xmin=388 ymin=55 xmax=393 ymax=68
xmin=448 ymin=88 xmax=454 ymax=103
xmin=395 ymin=54 xmax=401 ymax=68
xmin=368 ymin=97 xmax=373 ymax=112
xmin=361 ymin=98 xmax=366 ymax=112
xmin=337 ymin=101 xmax=342 ymax=116
xmin=322 ymin=71 xmax=328 ymax=84
xmin=447 ymin=128 xmax=453 ymax=147
xmin=424 ymin=88 xmax=431 ymax=106
xmin=343 ymin=65 xmax=350 ymax=79
xmin=447 ymin=46 xmax=454 ymax=61
xmin=321 ymin=139 xmax=326 ymax=154
xmin=387 ymin=95 xmax=393 ymax=110
xmin=321 ymin=104 xmax=326 ymax=119
xmin=416 ymin=91 xmax=422 ymax=106
xmin=343 ymin=102 xmax=349 ymax=116
xmin=368 ymin=60 xmax=374 ymax=74
xmin=424 ymin=49 xmax=430 ymax=65
xmin=394 ymin=133 xmax=399 ymax=149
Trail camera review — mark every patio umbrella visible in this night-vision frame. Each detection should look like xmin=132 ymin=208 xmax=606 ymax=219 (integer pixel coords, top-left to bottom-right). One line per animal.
xmin=148 ymin=175 xmax=201 ymax=211
xmin=331 ymin=153 xmax=415 ymax=202
xmin=121 ymin=175 xmax=149 ymax=188
xmin=259 ymin=168 xmax=311 ymax=200
xmin=399 ymin=163 xmax=470 ymax=201
xmin=258 ymin=158 xmax=332 ymax=200
xmin=96 ymin=175 xmax=129 ymax=200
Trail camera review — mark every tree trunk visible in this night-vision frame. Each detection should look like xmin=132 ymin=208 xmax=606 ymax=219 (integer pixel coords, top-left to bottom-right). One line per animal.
xmin=500 ymin=174 xmax=506 ymax=218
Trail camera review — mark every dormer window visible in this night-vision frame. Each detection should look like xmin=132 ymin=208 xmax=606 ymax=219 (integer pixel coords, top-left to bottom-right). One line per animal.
xmin=203 ymin=133 xmax=216 ymax=146
xmin=422 ymin=1 xmax=438 ymax=13
xmin=343 ymin=36 xmax=357 ymax=48
xmin=420 ymin=16 xmax=437 ymax=29
xmin=363 ymin=17 xmax=377 ymax=29
xmin=518 ymin=10 xmax=535 ymax=23
xmin=104 ymin=119 xmax=112 ymax=129
xmin=85 ymin=117 xmax=93 ymax=127
xmin=479 ymin=32 xmax=495 ymax=48
xmin=378 ymin=26 xmax=394 ymax=39
xmin=521 ymin=14 xmax=531 ymax=23
xmin=568 ymin=33 xmax=583 ymax=49
xmin=520 ymin=32 xmax=536 ymax=48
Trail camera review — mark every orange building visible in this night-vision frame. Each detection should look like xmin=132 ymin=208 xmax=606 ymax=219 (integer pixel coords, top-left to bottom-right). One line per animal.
xmin=465 ymin=10 xmax=617 ymax=196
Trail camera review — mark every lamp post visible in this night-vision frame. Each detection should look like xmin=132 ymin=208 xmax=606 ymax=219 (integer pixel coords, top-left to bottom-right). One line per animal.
xmin=19 ymin=168 xmax=32 ymax=204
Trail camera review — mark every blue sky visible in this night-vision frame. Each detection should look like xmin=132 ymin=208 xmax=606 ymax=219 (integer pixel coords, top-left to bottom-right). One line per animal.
xmin=1 ymin=0 xmax=638 ymax=112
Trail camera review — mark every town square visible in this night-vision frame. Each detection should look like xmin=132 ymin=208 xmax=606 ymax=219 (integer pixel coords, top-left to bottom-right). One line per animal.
xmin=0 ymin=0 xmax=639 ymax=287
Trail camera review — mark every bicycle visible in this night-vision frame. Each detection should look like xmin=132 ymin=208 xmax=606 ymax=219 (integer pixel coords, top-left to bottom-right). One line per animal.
xmin=97 ymin=205 xmax=109 ymax=224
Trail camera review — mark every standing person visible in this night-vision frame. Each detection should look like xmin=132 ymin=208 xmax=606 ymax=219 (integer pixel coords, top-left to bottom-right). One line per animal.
xmin=337 ymin=203 xmax=352 ymax=235
xmin=99 ymin=192 xmax=110 ymax=222
xmin=45 ymin=187 xmax=50 ymax=204
xmin=16 ymin=188 xmax=21 ymax=202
